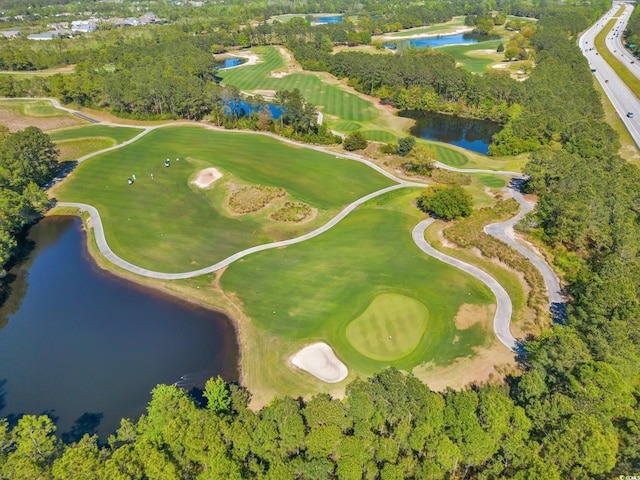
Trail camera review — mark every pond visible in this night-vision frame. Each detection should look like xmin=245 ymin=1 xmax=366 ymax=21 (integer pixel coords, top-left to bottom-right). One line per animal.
xmin=225 ymin=100 xmax=283 ymax=120
xmin=315 ymin=15 xmax=343 ymax=24
xmin=215 ymin=57 xmax=247 ymax=70
xmin=386 ymin=32 xmax=497 ymax=49
xmin=400 ymin=111 xmax=501 ymax=155
xmin=0 ymin=216 xmax=238 ymax=441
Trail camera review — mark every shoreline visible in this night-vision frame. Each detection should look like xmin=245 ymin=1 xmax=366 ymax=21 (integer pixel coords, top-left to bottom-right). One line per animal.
xmin=381 ymin=26 xmax=474 ymax=41
xmin=46 ymin=207 xmax=249 ymax=391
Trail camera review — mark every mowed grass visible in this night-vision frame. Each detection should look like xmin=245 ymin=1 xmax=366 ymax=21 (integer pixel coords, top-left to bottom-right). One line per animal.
xmin=0 ymin=98 xmax=84 ymax=132
xmin=219 ymin=47 xmax=378 ymax=122
xmin=50 ymin=125 xmax=144 ymax=144
xmin=439 ymin=40 xmax=503 ymax=74
xmin=362 ymin=130 xmax=397 ymax=142
xmin=431 ymin=143 xmax=469 ymax=166
xmin=54 ymin=125 xmax=394 ymax=272
xmin=56 ymin=138 xmax=115 ymax=162
xmin=346 ymin=293 xmax=429 ymax=361
xmin=221 ymin=188 xmax=494 ymax=377
xmin=0 ymin=98 xmax=65 ymax=117
xmin=334 ymin=121 xmax=361 ymax=132
xmin=387 ymin=16 xmax=466 ymax=37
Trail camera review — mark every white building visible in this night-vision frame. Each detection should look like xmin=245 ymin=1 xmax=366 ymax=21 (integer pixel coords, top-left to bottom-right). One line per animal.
xmin=71 ymin=20 xmax=97 ymax=33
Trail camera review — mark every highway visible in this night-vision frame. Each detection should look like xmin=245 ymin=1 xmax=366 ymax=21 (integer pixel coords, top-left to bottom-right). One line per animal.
xmin=606 ymin=3 xmax=640 ymax=81
xmin=579 ymin=2 xmax=640 ymax=146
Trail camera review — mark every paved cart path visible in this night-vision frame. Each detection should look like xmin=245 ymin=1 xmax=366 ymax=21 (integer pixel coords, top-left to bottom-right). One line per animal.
xmin=38 ymin=97 xmax=565 ymax=349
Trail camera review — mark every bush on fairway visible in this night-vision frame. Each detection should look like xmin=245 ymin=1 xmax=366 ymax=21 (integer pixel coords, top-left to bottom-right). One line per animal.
xmin=345 ymin=293 xmax=429 ymax=361
xmin=418 ymin=185 xmax=473 ymax=220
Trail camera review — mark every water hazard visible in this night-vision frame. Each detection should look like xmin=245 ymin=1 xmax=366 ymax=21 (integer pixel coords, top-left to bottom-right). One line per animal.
xmin=400 ymin=111 xmax=501 ymax=155
xmin=386 ymin=32 xmax=498 ymax=50
xmin=0 ymin=216 xmax=238 ymax=440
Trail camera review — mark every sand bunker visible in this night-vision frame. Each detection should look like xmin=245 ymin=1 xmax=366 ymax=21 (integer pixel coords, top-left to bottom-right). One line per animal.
xmin=290 ymin=342 xmax=348 ymax=383
xmin=192 ymin=168 xmax=222 ymax=188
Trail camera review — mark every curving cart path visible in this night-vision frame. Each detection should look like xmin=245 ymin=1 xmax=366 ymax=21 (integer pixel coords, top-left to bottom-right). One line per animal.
xmin=484 ymin=184 xmax=565 ymax=322
xmin=37 ymin=97 xmax=565 ymax=350
xmin=413 ymin=219 xmax=517 ymax=351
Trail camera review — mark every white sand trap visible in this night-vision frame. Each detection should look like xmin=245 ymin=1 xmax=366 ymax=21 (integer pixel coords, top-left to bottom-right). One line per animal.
xmin=290 ymin=342 xmax=348 ymax=383
xmin=492 ymin=63 xmax=508 ymax=69
xmin=192 ymin=168 xmax=222 ymax=188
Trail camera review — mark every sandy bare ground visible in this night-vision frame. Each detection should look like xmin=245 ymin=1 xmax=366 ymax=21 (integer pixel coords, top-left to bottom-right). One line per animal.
xmin=191 ymin=167 xmax=223 ymax=188
xmin=290 ymin=342 xmax=348 ymax=383
xmin=224 ymin=52 xmax=260 ymax=70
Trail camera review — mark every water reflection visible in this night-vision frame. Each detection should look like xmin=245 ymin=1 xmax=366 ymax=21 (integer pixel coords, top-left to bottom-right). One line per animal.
xmin=0 ymin=216 xmax=238 ymax=439
xmin=400 ymin=110 xmax=501 ymax=155
xmin=386 ymin=33 xmax=499 ymax=50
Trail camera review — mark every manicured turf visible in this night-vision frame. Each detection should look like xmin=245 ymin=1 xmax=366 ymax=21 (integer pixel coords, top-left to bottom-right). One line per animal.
xmin=57 ymin=138 xmax=115 ymax=162
xmin=219 ymin=47 xmax=378 ymax=122
xmin=334 ymin=121 xmax=361 ymax=132
xmin=346 ymin=293 xmax=429 ymax=361
xmin=0 ymin=99 xmax=68 ymax=117
xmin=50 ymin=125 xmax=144 ymax=144
xmin=54 ymin=125 xmax=394 ymax=272
xmin=439 ymin=40 xmax=503 ymax=74
xmin=388 ymin=16 xmax=466 ymax=37
xmin=362 ymin=130 xmax=397 ymax=142
xmin=477 ymin=174 xmax=507 ymax=188
xmin=221 ymin=188 xmax=494 ymax=374
xmin=432 ymin=143 xmax=469 ymax=166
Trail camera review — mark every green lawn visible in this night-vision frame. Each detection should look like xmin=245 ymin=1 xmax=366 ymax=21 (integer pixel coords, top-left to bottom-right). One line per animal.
xmin=346 ymin=293 xmax=430 ymax=361
xmin=439 ymin=40 xmax=503 ymax=74
xmin=54 ymin=125 xmax=394 ymax=272
xmin=221 ymin=188 xmax=495 ymax=377
xmin=219 ymin=47 xmax=378 ymax=123
xmin=0 ymin=98 xmax=69 ymax=117
xmin=50 ymin=125 xmax=144 ymax=144
xmin=362 ymin=130 xmax=397 ymax=142
xmin=56 ymin=138 xmax=115 ymax=162
xmin=387 ymin=16 xmax=467 ymax=37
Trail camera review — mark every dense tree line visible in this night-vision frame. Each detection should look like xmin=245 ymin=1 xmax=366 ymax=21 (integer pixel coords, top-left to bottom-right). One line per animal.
xmin=0 ymin=126 xmax=58 ymax=276
xmin=489 ymin=7 xmax=606 ymax=155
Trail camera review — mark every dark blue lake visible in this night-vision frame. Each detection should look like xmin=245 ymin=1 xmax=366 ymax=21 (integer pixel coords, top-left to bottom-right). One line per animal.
xmin=0 ymin=216 xmax=238 ymax=441
xmin=400 ymin=111 xmax=501 ymax=155
xmin=315 ymin=15 xmax=343 ymax=23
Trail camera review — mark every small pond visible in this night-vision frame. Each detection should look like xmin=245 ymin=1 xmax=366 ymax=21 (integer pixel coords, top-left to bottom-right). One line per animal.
xmin=225 ymin=100 xmax=283 ymax=120
xmin=386 ymin=32 xmax=498 ymax=49
xmin=315 ymin=15 xmax=343 ymax=24
xmin=0 ymin=216 xmax=238 ymax=441
xmin=215 ymin=57 xmax=247 ymax=70
xmin=400 ymin=110 xmax=501 ymax=155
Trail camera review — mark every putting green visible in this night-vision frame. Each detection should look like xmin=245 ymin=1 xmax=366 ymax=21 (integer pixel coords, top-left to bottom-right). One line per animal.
xmin=222 ymin=188 xmax=494 ymax=375
xmin=346 ymin=293 xmax=429 ymax=361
